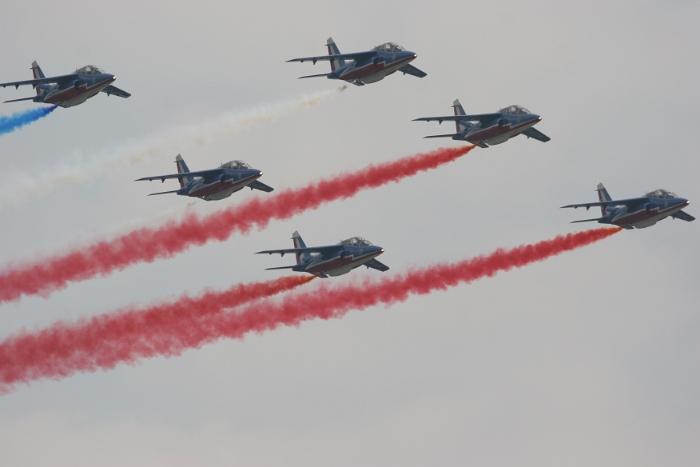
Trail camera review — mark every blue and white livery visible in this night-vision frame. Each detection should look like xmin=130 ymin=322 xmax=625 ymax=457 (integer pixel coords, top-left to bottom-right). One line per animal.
xmin=562 ymin=183 xmax=694 ymax=229
xmin=257 ymin=231 xmax=389 ymax=278
xmin=136 ymin=154 xmax=273 ymax=201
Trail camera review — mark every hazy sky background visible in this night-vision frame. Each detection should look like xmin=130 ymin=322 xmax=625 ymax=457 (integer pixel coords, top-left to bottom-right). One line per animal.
xmin=0 ymin=1 xmax=698 ymax=465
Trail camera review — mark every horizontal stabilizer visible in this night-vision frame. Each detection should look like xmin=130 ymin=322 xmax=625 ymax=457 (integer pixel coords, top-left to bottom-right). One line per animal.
xmin=424 ymin=133 xmax=461 ymax=139
xmin=264 ymin=265 xmax=297 ymax=270
xmin=147 ymin=189 xmax=181 ymax=196
xmin=287 ymin=51 xmax=374 ymax=63
xmin=671 ymin=209 xmax=695 ymax=222
xmin=248 ymin=180 xmax=274 ymax=192
xmin=414 ymin=113 xmax=501 ymax=124
xmin=570 ymin=218 xmax=603 ymax=223
xmin=298 ymin=73 xmax=332 ymax=79
xmin=3 ymin=96 xmax=39 ymax=103
xmin=256 ymin=244 xmax=343 ymax=256
xmin=561 ymin=197 xmax=649 ymax=210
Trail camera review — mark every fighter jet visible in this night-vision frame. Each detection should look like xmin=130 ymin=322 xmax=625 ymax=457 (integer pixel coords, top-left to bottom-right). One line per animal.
xmin=414 ymin=100 xmax=550 ymax=148
xmin=257 ymin=231 xmax=389 ymax=278
xmin=562 ymin=183 xmax=694 ymax=229
xmin=136 ymin=154 xmax=273 ymax=201
xmin=0 ymin=61 xmax=130 ymax=108
xmin=287 ymin=37 xmax=426 ymax=86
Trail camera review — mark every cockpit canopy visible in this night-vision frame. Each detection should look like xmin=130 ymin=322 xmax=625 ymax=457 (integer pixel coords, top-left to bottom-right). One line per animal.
xmin=76 ymin=65 xmax=105 ymax=75
xmin=645 ymin=189 xmax=677 ymax=199
xmin=340 ymin=237 xmax=373 ymax=247
xmin=219 ymin=160 xmax=252 ymax=170
xmin=373 ymin=42 xmax=406 ymax=53
xmin=499 ymin=105 xmax=530 ymax=115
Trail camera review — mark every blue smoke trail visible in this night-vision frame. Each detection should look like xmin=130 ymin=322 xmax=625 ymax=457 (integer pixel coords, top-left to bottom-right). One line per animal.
xmin=0 ymin=106 xmax=58 ymax=137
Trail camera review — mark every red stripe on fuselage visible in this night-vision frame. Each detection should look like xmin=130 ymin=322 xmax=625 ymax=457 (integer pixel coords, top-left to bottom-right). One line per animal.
xmin=43 ymin=77 xmax=116 ymax=105
xmin=465 ymin=118 xmax=539 ymax=143
xmin=340 ymin=55 xmax=414 ymax=81
xmin=188 ymin=173 xmax=260 ymax=198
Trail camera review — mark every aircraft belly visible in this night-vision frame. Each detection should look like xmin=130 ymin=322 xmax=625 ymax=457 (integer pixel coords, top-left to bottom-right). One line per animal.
xmin=470 ymin=120 xmax=538 ymax=145
xmin=340 ymin=56 xmax=414 ymax=82
xmin=46 ymin=80 xmax=114 ymax=107
xmin=189 ymin=175 xmax=259 ymax=200
xmin=613 ymin=204 xmax=684 ymax=228
xmin=306 ymin=251 xmax=382 ymax=276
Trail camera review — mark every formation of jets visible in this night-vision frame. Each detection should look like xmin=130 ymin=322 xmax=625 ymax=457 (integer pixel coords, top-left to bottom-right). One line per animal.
xmin=0 ymin=37 xmax=693 ymax=278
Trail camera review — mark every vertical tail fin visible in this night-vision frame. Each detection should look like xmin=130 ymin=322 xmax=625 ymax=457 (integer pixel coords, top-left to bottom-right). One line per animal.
xmin=31 ymin=61 xmax=45 ymax=95
xmin=292 ymin=231 xmax=310 ymax=264
xmin=326 ymin=37 xmax=345 ymax=72
xmin=452 ymin=99 xmax=467 ymax=133
xmin=596 ymin=183 xmax=612 ymax=216
xmin=175 ymin=154 xmax=193 ymax=188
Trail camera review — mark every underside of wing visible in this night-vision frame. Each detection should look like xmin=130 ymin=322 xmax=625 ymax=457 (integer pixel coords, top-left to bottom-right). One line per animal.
xmin=423 ymin=133 xmax=462 ymax=139
xmin=287 ymin=51 xmax=375 ymax=63
xmin=256 ymin=245 xmax=344 ymax=256
xmin=0 ymin=74 xmax=78 ymax=88
xmin=671 ymin=209 xmax=695 ymax=222
xmin=135 ymin=169 xmax=223 ymax=182
xmin=413 ymin=113 xmax=501 ymax=124
xmin=364 ymin=258 xmax=389 ymax=272
xmin=248 ymin=180 xmax=274 ymax=192
xmin=101 ymin=85 xmax=131 ymax=98
xmin=521 ymin=127 xmax=550 ymax=142
xmin=561 ymin=197 xmax=649 ymax=210
xmin=398 ymin=64 xmax=427 ymax=78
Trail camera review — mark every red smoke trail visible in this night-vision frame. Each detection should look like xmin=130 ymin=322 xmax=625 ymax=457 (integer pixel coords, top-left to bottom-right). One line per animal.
xmin=0 ymin=227 xmax=618 ymax=393
xmin=0 ymin=275 xmax=313 ymax=393
xmin=0 ymin=146 xmax=475 ymax=304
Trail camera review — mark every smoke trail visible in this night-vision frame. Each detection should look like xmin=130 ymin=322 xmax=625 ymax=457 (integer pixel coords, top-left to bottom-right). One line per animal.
xmin=0 ymin=228 xmax=619 ymax=393
xmin=0 ymin=87 xmax=346 ymax=205
xmin=0 ymin=106 xmax=57 ymax=136
xmin=0 ymin=145 xmax=476 ymax=304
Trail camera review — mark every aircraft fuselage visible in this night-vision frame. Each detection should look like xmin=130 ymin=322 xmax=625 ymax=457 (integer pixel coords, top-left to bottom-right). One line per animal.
xmin=603 ymin=198 xmax=690 ymax=229
xmin=39 ymin=73 xmax=117 ymax=108
xmin=182 ymin=169 xmax=263 ymax=201
xmin=331 ymin=51 xmax=417 ymax=85
xmin=458 ymin=114 xmax=542 ymax=146
xmin=297 ymin=245 xmax=384 ymax=277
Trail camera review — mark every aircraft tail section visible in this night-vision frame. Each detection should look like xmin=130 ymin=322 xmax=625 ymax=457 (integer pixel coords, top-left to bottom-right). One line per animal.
xmin=452 ymin=99 xmax=467 ymax=133
xmin=175 ymin=154 xmax=193 ymax=188
xmin=326 ymin=37 xmax=345 ymax=72
xmin=31 ymin=61 xmax=45 ymax=95
xmin=596 ymin=183 xmax=612 ymax=216
xmin=292 ymin=231 xmax=310 ymax=264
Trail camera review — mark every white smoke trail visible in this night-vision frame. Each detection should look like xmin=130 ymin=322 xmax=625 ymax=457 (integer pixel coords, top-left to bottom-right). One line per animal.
xmin=0 ymin=86 xmax=346 ymax=206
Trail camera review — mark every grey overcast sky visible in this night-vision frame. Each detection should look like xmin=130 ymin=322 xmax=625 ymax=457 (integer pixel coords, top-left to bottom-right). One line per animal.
xmin=0 ymin=1 xmax=698 ymax=466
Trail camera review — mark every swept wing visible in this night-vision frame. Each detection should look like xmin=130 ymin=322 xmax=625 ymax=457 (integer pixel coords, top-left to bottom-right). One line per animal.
xmin=0 ymin=74 xmax=79 ymax=89
xmin=256 ymin=245 xmax=344 ymax=256
xmin=136 ymin=169 xmax=225 ymax=182
xmin=413 ymin=113 xmax=501 ymax=124
xmin=101 ymin=85 xmax=131 ymax=98
xmin=287 ymin=51 xmax=375 ymax=64
xmin=248 ymin=180 xmax=274 ymax=192
xmin=561 ymin=197 xmax=650 ymax=210
xmin=521 ymin=127 xmax=550 ymax=142
xmin=398 ymin=64 xmax=427 ymax=78
xmin=671 ymin=210 xmax=695 ymax=222
xmin=364 ymin=258 xmax=389 ymax=272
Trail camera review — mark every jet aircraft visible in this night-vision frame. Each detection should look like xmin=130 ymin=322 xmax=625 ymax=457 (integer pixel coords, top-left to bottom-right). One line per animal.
xmin=561 ymin=183 xmax=694 ymax=229
xmin=136 ymin=155 xmax=273 ymax=201
xmin=0 ymin=61 xmax=130 ymax=108
xmin=287 ymin=37 xmax=426 ymax=86
xmin=257 ymin=231 xmax=389 ymax=278
xmin=414 ymin=99 xmax=550 ymax=148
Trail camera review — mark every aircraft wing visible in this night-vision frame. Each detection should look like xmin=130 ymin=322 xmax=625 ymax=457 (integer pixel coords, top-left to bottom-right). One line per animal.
xmin=413 ymin=113 xmax=501 ymax=124
xmin=399 ymin=64 xmax=427 ymax=78
xmin=671 ymin=210 xmax=695 ymax=222
xmin=256 ymin=245 xmax=344 ymax=256
xmin=561 ymin=197 xmax=650 ymax=210
xmin=287 ymin=51 xmax=375 ymax=64
xmin=364 ymin=258 xmax=389 ymax=272
xmin=0 ymin=74 xmax=78 ymax=89
xmin=521 ymin=127 xmax=550 ymax=142
xmin=101 ymin=85 xmax=131 ymax=98
xmin=135 ymin=169 xmax=224 ymax=182
xmin=248 ymin=180 xmax=274 ymax=192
